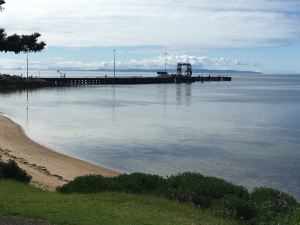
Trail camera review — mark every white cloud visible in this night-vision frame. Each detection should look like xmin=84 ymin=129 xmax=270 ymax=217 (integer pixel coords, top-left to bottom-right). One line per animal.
xmin=0 ymin=0 xmax=299 ymax=49
xmin=0 ymin=55 xmax=258 ymax=71
xmin=0 ymin=58 xmax=24 ymax=70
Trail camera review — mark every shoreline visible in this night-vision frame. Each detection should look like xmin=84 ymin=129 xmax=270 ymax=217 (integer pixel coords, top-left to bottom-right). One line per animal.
xmin=0 ymin=115 xmax=121 ymax=191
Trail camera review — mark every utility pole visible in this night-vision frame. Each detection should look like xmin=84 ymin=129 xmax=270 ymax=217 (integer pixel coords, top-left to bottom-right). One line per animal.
xmin=113 ymin=50 xmax=116 ymax=78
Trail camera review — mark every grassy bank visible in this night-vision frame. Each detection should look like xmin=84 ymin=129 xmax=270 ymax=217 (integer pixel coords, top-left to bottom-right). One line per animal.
xmin=57 ymin=173 xmax=300 ymax=225
xmin=0 ymin=180 xmax=238 ymax=225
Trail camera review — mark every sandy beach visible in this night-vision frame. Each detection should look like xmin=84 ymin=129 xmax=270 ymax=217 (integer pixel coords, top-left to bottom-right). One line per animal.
xmin=0 ymin=115 xmax=120 ymax=191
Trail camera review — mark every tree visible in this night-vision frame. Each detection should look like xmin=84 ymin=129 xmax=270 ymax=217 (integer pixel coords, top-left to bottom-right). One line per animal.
xmin=0 ymin=0 xmax=46 ymax=53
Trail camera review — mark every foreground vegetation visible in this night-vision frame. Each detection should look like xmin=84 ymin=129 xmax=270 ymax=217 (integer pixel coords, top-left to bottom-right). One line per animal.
xmin=0 ymin=160 xmax=299 ymax=225
xmin=58 ymin=173 xmax=300 ymax=225
xmin=0 ymin=74 xmax=49 ymax=90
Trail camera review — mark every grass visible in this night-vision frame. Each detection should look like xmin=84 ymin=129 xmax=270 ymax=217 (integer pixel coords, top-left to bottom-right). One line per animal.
xmin=0 ymin=180 xmax=238 ymax=225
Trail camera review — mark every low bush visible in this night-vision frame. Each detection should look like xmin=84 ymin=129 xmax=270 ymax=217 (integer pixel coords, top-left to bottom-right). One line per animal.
xmin=210 ymin=195 xmax=255 ymax=221
xmin=58 ymin=172 xmax=248 ymax=206
xmin=0 ymin=160 xmax=31 ymax=183
xmin=58 ymin=173 xmax=166 ymax=194
xmin=57 ymin=175 xmax=122 ymax=193
xmin=248 ymin=187 xmax=298 ymax=225
xmin=292 ymin=208 xmax=300 ymax=225
xmin=115 ymin=173 xmax=166 ymax=194
xmin=165 ymin=173 xmax=248 ymax=208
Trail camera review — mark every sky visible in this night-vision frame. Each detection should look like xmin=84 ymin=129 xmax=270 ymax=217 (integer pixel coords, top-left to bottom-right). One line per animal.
xmin=0 ymin=0 xmax=300 ymax=73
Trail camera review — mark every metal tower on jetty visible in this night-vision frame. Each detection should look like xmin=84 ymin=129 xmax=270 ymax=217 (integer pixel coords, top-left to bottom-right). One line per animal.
xmin=177 ymin=63 xmax=192 ymax=77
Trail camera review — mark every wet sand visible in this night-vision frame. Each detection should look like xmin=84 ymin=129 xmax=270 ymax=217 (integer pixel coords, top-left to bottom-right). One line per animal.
xmin=0 ymin=115 xmax=120 ymax=191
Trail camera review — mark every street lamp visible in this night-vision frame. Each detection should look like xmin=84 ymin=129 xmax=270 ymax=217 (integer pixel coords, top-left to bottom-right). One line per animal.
xmin=113 ymin=50 xmax=117 ymax=78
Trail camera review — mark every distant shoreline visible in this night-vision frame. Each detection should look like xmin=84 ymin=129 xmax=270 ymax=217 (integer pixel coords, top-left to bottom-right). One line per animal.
xmin=2 ymin=68 xmax=263 ymax=74
xmin=0 ymin=115 xmax=120 ymax=191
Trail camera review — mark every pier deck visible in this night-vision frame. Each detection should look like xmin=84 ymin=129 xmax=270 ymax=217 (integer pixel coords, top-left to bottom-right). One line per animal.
xmin=43 ymin=76 xmax=232 ymax=86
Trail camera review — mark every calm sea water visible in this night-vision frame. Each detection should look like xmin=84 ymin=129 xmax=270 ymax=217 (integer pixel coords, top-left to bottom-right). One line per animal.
xmin=1 ymin=72 xmax=300 ymax=200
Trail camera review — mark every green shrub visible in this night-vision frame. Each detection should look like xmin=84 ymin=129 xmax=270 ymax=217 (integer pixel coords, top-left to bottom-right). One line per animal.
xmin=58 ymin=173 xmax=166 ymax=194
xmin=292 ymin=208 xmax=300 ymax=225
xmin=211 ymin=195 xmax=255 ymax=221
xmin=165 ymin=173 xmax=249 ymax=208
xmin=0 ymin=160 xmax=31 ymax=183
xmin=57 ymin=175 xmax=122 ymax=193
xmin=163 ymin=173 xmax=205 ymax=206
xmin=248 ymin=187 xmax=298 ymax=225
xmin=116 ymin=173 xmax=166 ymax=194
xmin=0 ymin=165 xmax=3 ymax=178
xmin=58 ymin=172 xmax=249 ymax=209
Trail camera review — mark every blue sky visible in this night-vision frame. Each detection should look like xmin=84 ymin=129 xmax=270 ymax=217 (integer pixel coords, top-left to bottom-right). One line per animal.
xmin=1 ymin=0 xmax=300 ymax=73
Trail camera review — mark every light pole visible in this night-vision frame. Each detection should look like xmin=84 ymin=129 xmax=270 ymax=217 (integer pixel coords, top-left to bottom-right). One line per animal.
xmin=26 ymin=51 xmax=29 ymax=78
xmin=113 ymin=50 xmax=116 ymax=78
xmin=164 ymin=52 xmax=168 ymax=73
xmin=24 ymin=45 xmax=30 ymax=78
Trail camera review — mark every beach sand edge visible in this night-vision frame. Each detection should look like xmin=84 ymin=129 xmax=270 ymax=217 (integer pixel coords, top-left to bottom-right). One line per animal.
xmin=0 ymin=115 xmax=121 ymax=191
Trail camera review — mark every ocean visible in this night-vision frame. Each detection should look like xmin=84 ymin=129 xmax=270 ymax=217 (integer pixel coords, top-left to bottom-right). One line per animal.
xmin=1 ymin=71 xmax=300 ymax=200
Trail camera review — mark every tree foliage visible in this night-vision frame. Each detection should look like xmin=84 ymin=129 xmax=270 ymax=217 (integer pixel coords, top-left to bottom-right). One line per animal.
xmin=0 ymin=0 xmax=4 ymax=11
xmin=0 ymin=0 xmax=46 ymax=53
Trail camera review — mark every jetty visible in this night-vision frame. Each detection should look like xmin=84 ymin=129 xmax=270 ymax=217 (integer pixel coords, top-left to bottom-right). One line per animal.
xmin=43 ymin=63 xmax=231 ymax=87
xmin=44 ymin=75 xmax=231 ymax=86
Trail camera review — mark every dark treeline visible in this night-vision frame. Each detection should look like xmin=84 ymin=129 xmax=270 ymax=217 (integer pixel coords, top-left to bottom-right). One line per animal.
xmin=0 ymin=74 xmax=49 ymax=90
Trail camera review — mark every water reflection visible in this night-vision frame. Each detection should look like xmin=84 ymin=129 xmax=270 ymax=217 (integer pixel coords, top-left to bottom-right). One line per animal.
xmin=162 ymin=84 xmax=167 ymax=115
xmin=112 ymin=86 xmax=116 ymax=121
xmin=26 ymin=89 xmax=29 ymax=127
xmin=176 ymin=84 xmax=182 ymax=107
xmin=176 ymin=84 xmax=192 ymax=107
xmin=185 ymin=84 xmax=192 ymax=106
